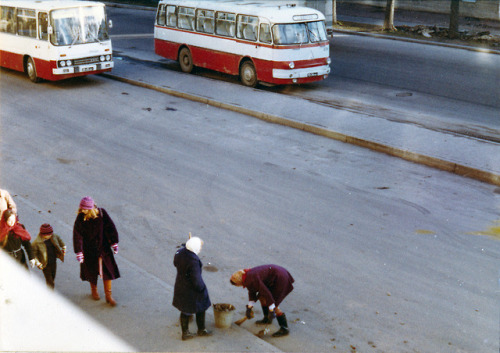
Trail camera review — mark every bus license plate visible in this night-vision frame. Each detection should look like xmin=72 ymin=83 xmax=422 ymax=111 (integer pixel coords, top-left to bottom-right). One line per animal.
xmin=307 ymin=72 xmax=318 ymax=77
xmin=81 ymin=65 xmax=96 ymax=72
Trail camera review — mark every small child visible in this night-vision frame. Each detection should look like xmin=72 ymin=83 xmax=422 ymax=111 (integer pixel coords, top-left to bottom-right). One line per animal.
xmin=32 ymin=223 xmax=66 ymax=289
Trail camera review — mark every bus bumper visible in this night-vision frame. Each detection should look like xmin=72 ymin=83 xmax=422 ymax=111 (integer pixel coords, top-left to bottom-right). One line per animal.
xmin=272 ymin=64 xmax=330 ymax=80
xmin=53 ymin=62 xmax=114 ymax=75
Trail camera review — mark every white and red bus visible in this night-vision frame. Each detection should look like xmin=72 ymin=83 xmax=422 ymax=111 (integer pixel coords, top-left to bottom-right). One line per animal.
xmin=154 ymin=0 xmax=330 ymax=87
xmin=0 ymin=0 xmax=113 ymax=82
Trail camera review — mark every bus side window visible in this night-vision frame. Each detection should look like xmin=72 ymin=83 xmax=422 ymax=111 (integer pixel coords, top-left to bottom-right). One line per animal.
xmin=237 ymin=15 xmax=257 ymax=41
xmin=38 ymin=12 xmax=48 ymax=40
xmin=196 ymin=9 xmax=214 ymax=34
xmin=259 ymin=23 xmax=271 ymax=44
xmin=156 ymin=4 xmax=166 ymax=26
xmin=178 ymin=7 xmax=194 ymax=31
xmin=166 ymin=5 xmax=176 ymax=27
xmin=17 ymin=9 xmax=37 ymax=38
xmin=0 ymin=6 xmax=15 ymax=33
xmin=215 ymin=12 xmax=234 ymax=37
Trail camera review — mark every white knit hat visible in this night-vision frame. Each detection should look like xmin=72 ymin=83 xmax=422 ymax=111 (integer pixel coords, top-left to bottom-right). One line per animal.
xmin=186 ymin=236 xmax=203 ymax=255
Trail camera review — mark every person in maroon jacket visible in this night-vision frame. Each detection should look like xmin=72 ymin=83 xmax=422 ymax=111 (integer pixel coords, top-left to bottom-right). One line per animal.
xmin=230 ymin=264 xmax=294 ymax=337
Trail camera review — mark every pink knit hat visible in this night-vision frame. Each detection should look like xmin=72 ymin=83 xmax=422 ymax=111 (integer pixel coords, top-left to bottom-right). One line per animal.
xmin=79 ymin=196 xmax=95 ymax=210
xmin=39 ymin=223 xmax=53 ymax=236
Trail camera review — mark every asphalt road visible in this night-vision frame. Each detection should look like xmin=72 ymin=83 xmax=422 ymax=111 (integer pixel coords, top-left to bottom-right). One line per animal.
xmin=1 ymin=4 xmax=499 ymax=353
xmin=1 ymin=58 xmax=500 ymax=352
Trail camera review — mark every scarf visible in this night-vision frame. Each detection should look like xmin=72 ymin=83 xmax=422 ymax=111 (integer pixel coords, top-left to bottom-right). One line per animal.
xmin=0 ymin=218 xmax=31 ymax=243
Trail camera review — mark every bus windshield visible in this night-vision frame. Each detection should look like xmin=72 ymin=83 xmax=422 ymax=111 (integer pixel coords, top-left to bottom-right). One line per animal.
xmin=50 ymin=6 xmax=109 ymax=46
xmin=272 ymin=21 xmax=327 ymax=45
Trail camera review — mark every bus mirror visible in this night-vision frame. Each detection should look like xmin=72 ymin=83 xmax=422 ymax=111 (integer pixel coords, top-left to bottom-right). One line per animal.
xmin=47 ymin=25 xmax=53 ymax=35
xmin=108 ymin=20 xmax=113 ymax=29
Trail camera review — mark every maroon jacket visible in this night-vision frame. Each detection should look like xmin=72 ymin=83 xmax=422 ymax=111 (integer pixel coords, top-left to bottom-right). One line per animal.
xmin=243 ymin=264 xmax=294 ymax=307
xmin=73 ymin=208 xmax=120 ymax=283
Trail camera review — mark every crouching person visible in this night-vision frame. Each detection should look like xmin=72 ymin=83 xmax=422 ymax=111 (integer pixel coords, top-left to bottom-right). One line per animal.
xmin=173 ymin=236 xmax=212 ymax=340
xmin=32 ymin=223 xmax=66 ymax=289
xmin=230 ymin=264 xmax=294 ymax=337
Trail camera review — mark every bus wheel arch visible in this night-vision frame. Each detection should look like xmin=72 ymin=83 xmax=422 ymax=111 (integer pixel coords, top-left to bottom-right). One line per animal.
xmin=24 ymin=56 xmax=41 ymax=83
xmin=178 ymin=46 xmax=193 ymax=73
xmin=239 ymin=59 xmax=257 ymax=88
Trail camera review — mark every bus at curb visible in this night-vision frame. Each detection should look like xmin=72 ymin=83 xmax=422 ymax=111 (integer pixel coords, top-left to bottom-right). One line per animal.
xmin=154 ymin=0 xmax=331 ymax=87
xmin=0 ymin=0 xmax=114 ymax=82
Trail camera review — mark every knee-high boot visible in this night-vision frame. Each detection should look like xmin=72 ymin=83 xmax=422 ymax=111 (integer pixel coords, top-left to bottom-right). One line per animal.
xmin=256 ymin=305 xmax=272 ymax=325
xmin=90 ymin=282 xmax=100 ymax=300
xmin=103 ymin=280 xmax=116 ymax=307
xmin=180 ymin=313 xmax=195 ymax=340
xmin=196 ymin=311 xmax=212 ymax=336
xmin=272 ymin=313 xmax=289 ymax=337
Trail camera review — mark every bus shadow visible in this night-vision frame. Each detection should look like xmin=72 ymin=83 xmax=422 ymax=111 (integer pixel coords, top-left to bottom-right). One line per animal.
xmin=167 ymin=65 xmax=324 ymax=94
xmin=0 ymin=66 xmax=109 ymax=88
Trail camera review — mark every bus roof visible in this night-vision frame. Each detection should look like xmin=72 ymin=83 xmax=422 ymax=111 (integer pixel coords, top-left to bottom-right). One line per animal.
xmin=0 ymin=0 xmax=105 ymax=11
xmin=157 ymin=0 xmax=326 ymax=23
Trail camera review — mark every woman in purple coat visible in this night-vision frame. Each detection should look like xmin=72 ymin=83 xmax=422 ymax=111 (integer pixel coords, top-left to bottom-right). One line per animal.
xmin=73 ymin=196 xmax=120 ymax=306
xmin=231 ymin=264 xmax=294 ymax=337
xmin=173 ymin=236 xmax=212 ymax=340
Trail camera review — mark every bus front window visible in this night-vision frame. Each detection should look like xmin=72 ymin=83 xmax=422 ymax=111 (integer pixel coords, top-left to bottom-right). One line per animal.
xmin=307 ymin=21 xmax=327 ymax=42
xmin=272 ymin=23 xmax=308 ymax=45
xmin=50 ymin=6 xmax=109 ymax=46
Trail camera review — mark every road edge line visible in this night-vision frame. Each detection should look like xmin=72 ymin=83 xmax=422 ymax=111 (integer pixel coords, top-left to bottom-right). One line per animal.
xmin=101 ymin=73 xmax=500 ymax=187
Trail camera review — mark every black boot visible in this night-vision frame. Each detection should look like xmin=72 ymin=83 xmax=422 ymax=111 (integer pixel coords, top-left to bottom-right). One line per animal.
xmin=256 ymin=305 xmax=272 ymax=325
xmin=196 ymin=311 xmax=212 ymax=337
xmin=272 ymin=313 xmax=289 ymax=337
xmin=180 ymin=313 xmax=195 ymax=340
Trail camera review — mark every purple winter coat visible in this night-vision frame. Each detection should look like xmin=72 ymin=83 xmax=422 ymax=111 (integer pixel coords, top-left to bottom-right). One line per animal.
xmin=73 ymin=208 xmax=120 ymax=283
xmin=243 ymin=264 xmax=294 ymax=307
xmin=172 ymin=246 xmax=211 ymax=314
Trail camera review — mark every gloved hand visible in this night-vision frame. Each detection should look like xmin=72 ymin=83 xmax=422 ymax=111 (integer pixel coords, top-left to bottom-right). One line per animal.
xmin=35 ymin=259 xmax=43 ymax=269
xmin=111 ymin=243 xmax=118 ymax=255
xmin=76 ymin=252 xmax=84 ymax=263
xmin=245 ymin=305 xmax=254 ymax=319
xmin=29 ymin=259 xmax=36 ymax=268
xmin=267 ymin=309 xmax=276 ymax=321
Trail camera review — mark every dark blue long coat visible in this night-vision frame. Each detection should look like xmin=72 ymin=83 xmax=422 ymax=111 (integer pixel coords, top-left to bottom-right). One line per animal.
xmin=243 ymin=264 xmax=294 ymax=307
xmin=73 ymin=208 xmax=120 ymax=284
xmin=172 ymin=246 xmax=211 ymax=314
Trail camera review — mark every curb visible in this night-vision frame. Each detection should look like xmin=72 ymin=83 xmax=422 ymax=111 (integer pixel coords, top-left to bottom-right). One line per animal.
xmin=101 ymin=73 xmax=500 ymax=187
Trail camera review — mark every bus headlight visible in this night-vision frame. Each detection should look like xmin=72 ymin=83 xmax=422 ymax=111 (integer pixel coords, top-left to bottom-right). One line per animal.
xmin=66 ymin=60 xmax=72 ymax=66
xmin=289 ymin=62 xmax=295 ymax=69
xmin=105 ymin=54 xmax=111 ymax=61
xmin=60 ymin=61 xmax=66 ymax=67
xmin=100 ymin=55 xmax=105 ymax=62
xmin=326 ymin=57 xmax=331 ymax=65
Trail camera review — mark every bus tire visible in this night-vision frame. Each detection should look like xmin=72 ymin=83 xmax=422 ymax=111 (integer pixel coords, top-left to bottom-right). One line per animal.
xmin=240 ymin=61 xmax=257 ymax=87
xmin=26 ymin=57 xmax=41 ymax=83
xmin=179 ymin=48 xmax=193 ymax=73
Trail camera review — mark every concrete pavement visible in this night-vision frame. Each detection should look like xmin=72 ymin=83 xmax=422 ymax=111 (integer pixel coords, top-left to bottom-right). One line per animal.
xmin=103 ymin=47 xmax=500 ymax=187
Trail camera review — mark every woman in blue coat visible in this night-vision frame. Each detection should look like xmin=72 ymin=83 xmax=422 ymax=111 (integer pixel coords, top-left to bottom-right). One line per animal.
xmin=173 ymin=236 xmax=212 ymax=340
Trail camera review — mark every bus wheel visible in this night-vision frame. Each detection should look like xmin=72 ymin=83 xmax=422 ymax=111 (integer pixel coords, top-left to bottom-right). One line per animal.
xmin=179 ymin=48 xmax=193 ymax=73
xmin=240 ymin=61 xmax=257 ymax=87
xmin=26 ymin=57 xmax=40 ymax=83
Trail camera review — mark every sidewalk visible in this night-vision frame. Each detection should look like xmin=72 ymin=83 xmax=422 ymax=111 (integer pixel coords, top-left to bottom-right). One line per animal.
xmin=104 ymin=47 xmax=500 ymax=186
xmin=335 ymin=2 xmax=500 ymax=35
xmin=331 ymin=2 xmax=500 ymax=53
